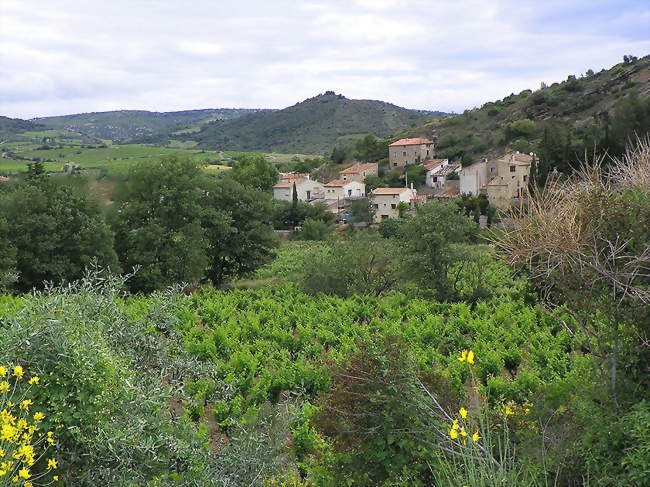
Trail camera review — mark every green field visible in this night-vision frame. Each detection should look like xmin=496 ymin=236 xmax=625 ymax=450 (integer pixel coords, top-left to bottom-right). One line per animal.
xmin=0 ymin=140 xmax=311 ymax=177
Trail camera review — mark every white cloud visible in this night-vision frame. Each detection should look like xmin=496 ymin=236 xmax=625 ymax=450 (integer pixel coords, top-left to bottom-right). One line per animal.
xmin=1 ymin=0 xmax=649 ymax=118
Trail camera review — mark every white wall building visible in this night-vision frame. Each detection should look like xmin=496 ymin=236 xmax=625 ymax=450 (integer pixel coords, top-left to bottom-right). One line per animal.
xmin=273 ymin=177 xmax=325 ymax=202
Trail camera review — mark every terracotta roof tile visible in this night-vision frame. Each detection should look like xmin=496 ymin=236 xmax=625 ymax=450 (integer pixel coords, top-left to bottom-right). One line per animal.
xmin=434 ymin=186 xmax=460 ymax=198
xmin=389 ymin=137 xmax=433 ymax=147
xmin=371 ymin=187 xmax=411 ymax=195
xmin=274 ymin=178 xmax=307 ymax=188
xmin=339 ymin=162 xmax=378 ymax=174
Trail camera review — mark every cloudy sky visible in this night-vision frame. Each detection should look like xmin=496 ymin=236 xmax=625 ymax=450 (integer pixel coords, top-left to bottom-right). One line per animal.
xmin=1 ymin=0 xmax=649 ymax=119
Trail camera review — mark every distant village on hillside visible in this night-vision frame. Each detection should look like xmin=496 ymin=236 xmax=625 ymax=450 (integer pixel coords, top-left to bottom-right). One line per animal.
xmin=273 ymin=137 xmax=534 ymax=224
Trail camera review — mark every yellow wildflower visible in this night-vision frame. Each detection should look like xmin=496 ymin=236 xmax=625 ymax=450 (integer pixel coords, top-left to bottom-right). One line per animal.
xmin=460 ymin=427 xmax=467 ymax=437
xmin=20 ymin=400 xmax=32 ymax=411
xmin=33 ymin=412 xmax=44 ymax=422
xmin=458 ymin=350 xmax=468 ymax=362
xmin=459 ymin=407 xmax=468 ymax=419
xmin=18 ymin=467 xmax=30 ymax=479
xmin=449 ymin=428 xmax=459 ymax=440
xmin=47 ymin=458 xmax=57 ymax=469
xmin=452 ymin=419 xmax=459 ymax=430
xmin=467 ymin=350 xmax=475 ymax=364
xmin=0 ymin=382 xmax=8 ymax=393
xmin=28 ymin=377 xmax=39 ymax=385
xmin=12 ymin=366 xmax=23 ymax=380
xmin=53 ymin=476 xmax=58 ymax=481
xmin=0 ymin=366 xmax=6 ymax=378
xmin=472 ymin=431 xmax=480 ymax=442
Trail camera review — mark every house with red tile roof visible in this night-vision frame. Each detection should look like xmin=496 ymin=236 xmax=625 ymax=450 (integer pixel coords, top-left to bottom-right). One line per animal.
xmin=388 ymin=138 xmax=434 ymax=169
xmin=370 ymin=187 xmax=415 ymax=222
xmin=324 ymin=179 xmax=365 ymax=200
xmin=338 ymin=162 xmax=378 ymax=182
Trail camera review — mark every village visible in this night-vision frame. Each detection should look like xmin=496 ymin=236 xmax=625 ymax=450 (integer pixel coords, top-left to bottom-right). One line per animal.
xmin=273 ymin=137 xmax=534 ymax=224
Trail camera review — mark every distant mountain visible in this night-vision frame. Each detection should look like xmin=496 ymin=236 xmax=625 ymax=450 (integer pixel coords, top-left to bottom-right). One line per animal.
xmin=172 ymin=92 xmax=444 ymax=154
xmin=0 ymin=116 xmax=44 ymax=140
xmin=34 ymin=108 xmax=265 ymax=142
xmin=396 ymin=55 xmax=650 ymax=163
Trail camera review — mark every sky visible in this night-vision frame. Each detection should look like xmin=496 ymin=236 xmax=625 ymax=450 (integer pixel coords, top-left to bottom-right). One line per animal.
xmin=1 ymin=0 xmax=649 ymax=119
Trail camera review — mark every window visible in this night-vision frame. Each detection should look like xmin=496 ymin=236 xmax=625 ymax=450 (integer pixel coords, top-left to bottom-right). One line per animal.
xmin=373 ymin=204 xmax=378 ymax=209
xmin=306 ymin=190 xmax=311 ymax=200
xmin=426 ymin=150 xmax=430 ymax=157
xmin=393 ymin=162 xmax=398 ymax=167
xmin=490 ymin=167 xmax=496 ymax=174
xmin=381 ymin=214 xmax=389 ymax=220
xmin=510 ymin=165 xmax=516 ymax=172
xmin=391 ymin=203 xmax=396 ymax=209
xmin=347 ymin=189 xmax=352 ymax=196
xmin=523 ymin=175 xmax=527 ymax=182
xmin=403 ymin=151 xmax=406 ymax=156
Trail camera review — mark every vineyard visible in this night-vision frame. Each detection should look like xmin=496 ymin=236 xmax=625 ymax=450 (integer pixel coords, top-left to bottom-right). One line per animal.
xmin=0 ymin=264 xmax=621 ymax=486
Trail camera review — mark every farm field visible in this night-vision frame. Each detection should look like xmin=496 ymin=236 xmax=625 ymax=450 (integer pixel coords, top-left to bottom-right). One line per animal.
xmin=0 ymin=138 xmax=310 ymax=177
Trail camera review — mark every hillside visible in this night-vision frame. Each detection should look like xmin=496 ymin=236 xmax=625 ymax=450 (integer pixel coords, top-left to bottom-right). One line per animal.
xmin=173 ymin=92 xmax=443 ymax=155
xmin=398 ymin=55 xmax=650 ymax=164
xmin=0 ymin=116 xmax=44 ymax=140
xmin=34 ymin=108 xmax=265 ymax=142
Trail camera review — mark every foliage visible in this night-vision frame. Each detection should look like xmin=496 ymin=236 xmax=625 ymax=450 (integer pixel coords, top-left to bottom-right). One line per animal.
xmin=363 ymin=174 xmax=385 ymax=192
xmin=202 ymin=176 xmax=279 ymax=285
xmin=0 ymin=179 xmax=119 ymax=292
xmin=378 ymin=218 xmax=406 ymax=239
xmin=272 ymin=199 xmax=334 ymax=230
xmin=348 ymin=198 xmax=374 ymax=223
xmin=0 ymin=217 xmax=16 ymax=288
xmin=294 ymin=218 xmax=332 ymax=241
xmin=399 ymin=202 xmax=477 ymax=297
xmin=110 ymin=156 xmax=208 ymax=292
xmin=353 ymin=135 xmax=389 ymax=162
xmin=504 ymin=119 xmax=536 ymax=141
xmin=229 ymin=153 xmax=279 ymax=191
xmin=299 ymin=234 xmax=402 ymax=297
xmin=185 ymin=93 xmax=433 ymax=155
xmin=405 ymin=164 xmax=426 ymax=187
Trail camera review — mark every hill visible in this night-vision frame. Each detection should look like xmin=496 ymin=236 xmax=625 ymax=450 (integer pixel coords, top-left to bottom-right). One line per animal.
xmin=170 ymin=92 xmax=443 ymax=155
xmin=397 ymin=55 xmax=650 ymax=165
xmin=34 ymin=108 xmax=264 ymax=142
xmin=0 ymin=116 xmax=44 ymax=140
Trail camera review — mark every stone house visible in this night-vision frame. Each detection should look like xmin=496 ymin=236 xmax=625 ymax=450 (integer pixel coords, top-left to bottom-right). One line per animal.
xmin=370 ymin=187 xmax=415 ymax=222
xmin=389 ymin=138 xmax=434 ymax=169
xmin=338 ymin=162 xmax=379 ymax=182
xmin=273 ymin=177 xmax=325 ymax=202
xmin=324 ymin=179 xmax=366 ymax=200
xmin=459 ymin=152 xmax=533 ymax=209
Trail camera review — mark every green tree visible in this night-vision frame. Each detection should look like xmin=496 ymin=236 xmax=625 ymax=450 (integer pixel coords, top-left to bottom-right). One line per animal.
xmin=399 ymin=202 xmax=477 ymax=296
xmin=26 ymin=160 xmax=45 ymax=181
xmin=230 ymin=153 xmax=279 ymax=191
xmin=300 ymin=235 xmax=401 ymax=297
xmin=111 ymin=156 xmax=208 ymax=293
xmin=330 ymin=146 xmax=347 ymax=164
xmin=1 ymin=180 xmax=118 ymax=291
xmin=294 ymin=218 xmax=331 ymax=241
xmin=0 ymin=216 xmax=16 ymax=289
xmin=383 ymin=170 xmax=402 ymax=187
xmin=363 ymin=175 xmax=384 ymax=192
xmin=202 ymin=177 xmax=278 ymax=284
xmin=405 ymin=164 xmax=426 ymax=187
xmin=349 ymin=198 xmax=374 ymax=224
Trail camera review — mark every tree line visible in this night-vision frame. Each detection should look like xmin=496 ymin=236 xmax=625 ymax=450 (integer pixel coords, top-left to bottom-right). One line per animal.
xmin=0 ymin=155 xmax=285 ymax=293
